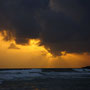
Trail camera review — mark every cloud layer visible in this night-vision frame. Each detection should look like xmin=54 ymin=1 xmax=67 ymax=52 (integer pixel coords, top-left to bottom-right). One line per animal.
xmin=0 ymin=0 xmax=90 ymax=55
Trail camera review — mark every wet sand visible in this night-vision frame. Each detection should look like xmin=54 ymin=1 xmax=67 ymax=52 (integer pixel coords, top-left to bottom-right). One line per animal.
xmin=0 ymin=77 xmax=90 ymax=90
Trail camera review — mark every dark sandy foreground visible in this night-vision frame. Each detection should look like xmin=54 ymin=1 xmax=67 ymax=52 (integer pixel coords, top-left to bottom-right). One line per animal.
xmin=0 ymin=78 xmax=90 ymax=90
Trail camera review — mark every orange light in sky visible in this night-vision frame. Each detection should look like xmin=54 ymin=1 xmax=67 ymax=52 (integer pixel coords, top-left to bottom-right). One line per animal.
xmin=0 ymin=31 xmax=90 ymax=68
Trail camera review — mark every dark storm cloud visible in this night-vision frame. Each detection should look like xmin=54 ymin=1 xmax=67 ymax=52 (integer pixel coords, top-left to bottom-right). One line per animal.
xmin=0 ymin=0 xmax=90 ymax=55
xmin=39 ymin=0 xmax=90 ymax=55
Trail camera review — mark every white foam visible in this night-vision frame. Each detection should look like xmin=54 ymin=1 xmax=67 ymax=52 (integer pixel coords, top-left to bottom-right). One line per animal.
xmin=73 ymin=69 xmax=84 ymax=72
xmin=0 ymin=69 xmax=42 ymax=81
xmin=73 ymin=69 xmax=90 ymax=72
xmin=0 ymin=69 xmax=41 ymax=74
xmin=0 ymin=69 xmax=90 ymax=81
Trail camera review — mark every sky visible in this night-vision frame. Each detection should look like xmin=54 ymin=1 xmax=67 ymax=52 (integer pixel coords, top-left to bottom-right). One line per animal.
xmin=0 ymin=0 xmax=90 ymax=68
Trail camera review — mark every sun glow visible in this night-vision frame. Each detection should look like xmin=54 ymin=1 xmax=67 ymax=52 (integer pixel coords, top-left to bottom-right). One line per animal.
xmin=0 ymin=31 xmax=54 ymax=68
xmin=0 ymin=31 xmax=90 ymax=68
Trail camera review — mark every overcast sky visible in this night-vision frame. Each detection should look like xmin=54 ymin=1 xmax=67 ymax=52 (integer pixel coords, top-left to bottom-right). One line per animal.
xmin=0 ymin=0 xmax=90 ymax=68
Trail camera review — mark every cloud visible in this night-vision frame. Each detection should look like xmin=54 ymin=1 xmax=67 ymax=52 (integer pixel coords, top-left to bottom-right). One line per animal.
xmin=50 ymin=0 xmax=86 ymax=22
xmin=8 ymin=43 xmax=20 ymax=49
xmin=0 ymin=0 xmax=90 ymax=55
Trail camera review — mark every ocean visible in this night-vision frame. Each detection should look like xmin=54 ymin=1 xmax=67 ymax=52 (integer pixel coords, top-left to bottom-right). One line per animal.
xmin=0 ymin=69 xmax=90 ymax=90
